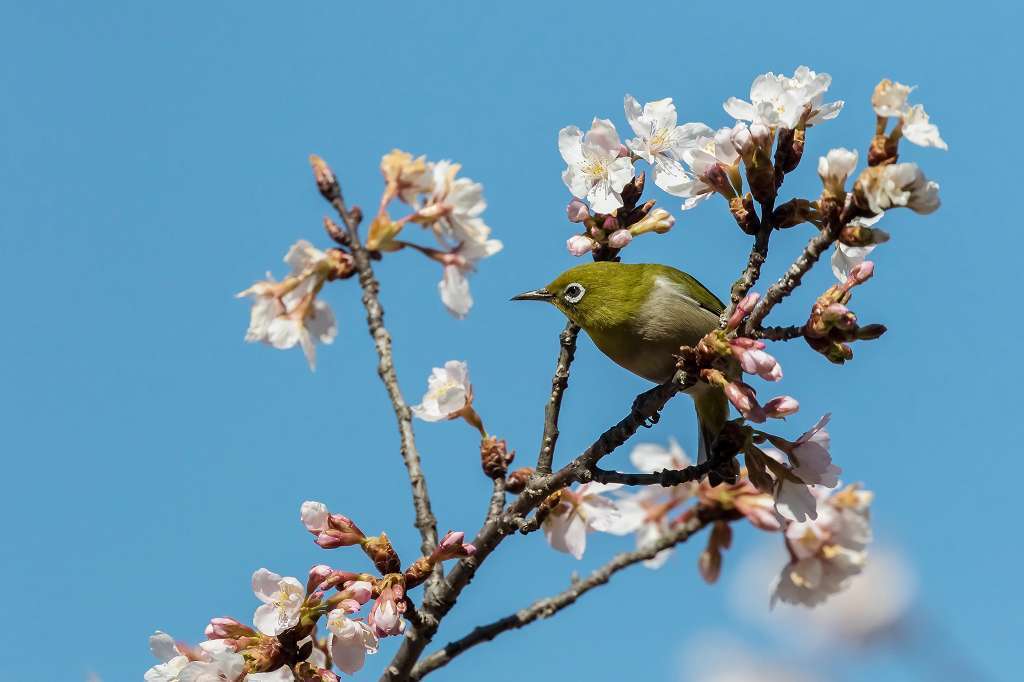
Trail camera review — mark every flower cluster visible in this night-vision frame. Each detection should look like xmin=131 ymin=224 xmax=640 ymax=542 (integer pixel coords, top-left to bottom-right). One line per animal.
xmin=366 ymin=150 xmax=502 ymax=318
xmin=237 ymin=240 xmax=351 ymax=370
xmin=556 ymin=66 xmax=847 ymax=257
xmin=146 ymin=500 xmax=474 ymax=680
xmin=804 ymin=262 xmax=887 ymax=364
xmin=772 ymin=484 xmax=874 ymax=606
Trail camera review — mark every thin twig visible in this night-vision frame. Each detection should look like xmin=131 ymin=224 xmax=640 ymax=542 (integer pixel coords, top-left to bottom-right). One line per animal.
xmin=721 ymin=198 xmax=774 ymax=327
xmin=743 ymin=216 xmax=842 ymax=334
xmin=409 ymin=506 xmax=737 ymax=679
xmin=536 ymin=322 xmax=579 ymax=475
xmin=380 ymin=374 xmax=689 ymax=681
xmin=322 ymin=187 xmax=440 ymax=562
xmin=753 ymin=324 xmax=805 ymax=342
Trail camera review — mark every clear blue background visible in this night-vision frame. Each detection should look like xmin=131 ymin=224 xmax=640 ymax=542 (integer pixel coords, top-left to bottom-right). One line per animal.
xmin=1 ymin=1 xmax=1019 ymax=680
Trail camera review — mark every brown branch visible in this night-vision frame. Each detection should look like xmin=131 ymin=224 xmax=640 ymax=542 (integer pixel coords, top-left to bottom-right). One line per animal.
xmin=742 ymin=212 xmax=844 ymax=334
xmin=314 ymin=162 xmax=440 ymax=563
xmin=721 ymin=198 xmax=774 ymax=327
xmin=380 ymin=374 xmax=688 ymax=681
xmin=536 ymin=322 xmax=579 ymax=475
xmin=409 ymin=506 xmax=737 ymax=679
xmin=753 ymin=324 xmax=805 ymax=342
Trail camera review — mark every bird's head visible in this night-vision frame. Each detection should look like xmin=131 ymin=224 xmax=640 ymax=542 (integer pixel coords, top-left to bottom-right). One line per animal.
xmin=511 ymin=261 xmax=650 ymax=330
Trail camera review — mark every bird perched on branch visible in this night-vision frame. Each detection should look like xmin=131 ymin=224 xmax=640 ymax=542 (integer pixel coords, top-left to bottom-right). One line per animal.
xmin=513 ymin=261 xmax=729 ymax=471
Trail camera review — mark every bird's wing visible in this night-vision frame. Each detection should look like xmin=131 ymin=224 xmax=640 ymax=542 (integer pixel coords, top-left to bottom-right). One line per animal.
xmin=654 ymin=265 xmax=725 ymax=317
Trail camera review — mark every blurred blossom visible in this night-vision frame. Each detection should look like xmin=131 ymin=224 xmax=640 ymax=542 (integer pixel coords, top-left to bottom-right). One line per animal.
xmin=607 ymin=438 xmax=697 ymax=569
xmin=411 ymin=360 xmax=470 ymax=422
xmin=683 ymin=634 xmax=823 ymax=682
xmin=144 ymin=632 xmax=245 ymax=681
xmin=817 ymin=147 xmax=858 ymax=196
xmin=558 ymin=118 xmax=634 ymax=213
xmin=772 ymin=484 xmax=873 ymax=607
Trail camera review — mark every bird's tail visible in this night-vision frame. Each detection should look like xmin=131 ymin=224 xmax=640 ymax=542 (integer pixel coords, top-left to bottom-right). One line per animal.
xmin=694 ymin=385 xmax=738 ymax=486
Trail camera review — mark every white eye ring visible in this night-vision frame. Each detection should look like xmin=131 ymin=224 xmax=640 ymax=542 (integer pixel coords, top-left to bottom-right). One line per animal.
xmin=563 ymin=282 xmax=586 ymax=304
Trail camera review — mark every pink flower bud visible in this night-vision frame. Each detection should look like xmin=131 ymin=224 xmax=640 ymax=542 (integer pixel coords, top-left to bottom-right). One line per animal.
xmin=847 ymin=260 xmax=875 ymax=286
xmin=764 ymin=395 xmax=800 ymax=418
xmin=608 ymin=229 xmax=633 ymax=249
xmin=369 ymin=583 xmax=407 ymax=638
xmin=566 ymin=199 xmax=590 ymax=223
xmin=432 ymin=530 xmax=476 ymax=561
xmin=724 ymin=381 xmax=763 ymax=422
xmin=204 ymin=617 xmax=255 ymax=640
xmin=463 ymin=543 xmax=477 ymax=556
xmin=306 ymin=564 xmax=333 ymax=593
xmin=342 ymin=580 xmax=373 ymax=605
xmin=314 ymin=514 xmax=365 ymax=548
xmin=726 ymin=292 xmax=760 ymax=330
xmin=737 ymin=348 xmax=782 ymax=381
xmin=601 ymin=216 xmax=619 ymax=232
xmin=566 ymin=235 xmax=596 ymax=257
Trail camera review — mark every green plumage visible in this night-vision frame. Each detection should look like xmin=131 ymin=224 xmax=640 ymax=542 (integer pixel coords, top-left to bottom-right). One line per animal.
xmin=515 ymin=261 xmax=729 ymax=464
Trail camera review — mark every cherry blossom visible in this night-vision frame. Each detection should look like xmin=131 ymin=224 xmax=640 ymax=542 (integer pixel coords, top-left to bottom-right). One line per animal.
xmin=772 ymin=484 xmax=873 ymax=607
xmin=411 ymin=360 xmax=470 ymax=422
xmin=327 ymin=608 xmax=379 ymax=674
xmin=623 ymin=95 xmax=708 ymax=194
xmin=251 ymin=568 xmax=305 ymax=636
xmin=724 ymin=66 xmax=842 ymax=129
xmin=558 ymin=118 xmax=634 ymax=213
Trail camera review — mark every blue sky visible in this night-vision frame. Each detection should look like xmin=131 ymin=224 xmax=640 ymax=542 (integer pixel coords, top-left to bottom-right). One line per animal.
xmin=1 ymin=1 xmax=1020 ymax=680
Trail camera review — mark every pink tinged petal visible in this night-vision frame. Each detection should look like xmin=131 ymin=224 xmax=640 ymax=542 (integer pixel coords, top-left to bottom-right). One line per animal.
xmin=566 ymin=235 xmax=596 ymax=257
xmin=607 ymin=229 xmax=632 ymax=249
xmin=566 ymin=198 xmax=590 ymax=223
xmin=831 ymin=243 xmax=876 ymax=283
xmin=764 ymin=396 xmax=800 ymax=418
xmin=586 ymin=117 xmax=623 ymax=153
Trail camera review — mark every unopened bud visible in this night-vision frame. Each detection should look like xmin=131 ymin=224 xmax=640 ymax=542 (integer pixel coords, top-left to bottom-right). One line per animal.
xmin=846 ymin=261 xmax=875 ymax=286
xmin=362 ymin=532 xmax=401 ymax=575
xmin=566 ymin=234 xmax=596 ymax=257
xmin=764 ymin=396 xmax=800 ymax=418
xmin=771 ymin=198 xmax=816 ymax=229
xmin=628 ymin=208 xmax=675 ymax=236
xmin=726 ymin=292 xmax=760 ymax=331
xmin=775 ymin=127 xmax=805 ymax=175
xmin=309 ymin=155 xmax=340 ymax=201
xmin=608 ymin=229 xmax=633 ymax=249
xmin=306 ymin=565 xmax=333 ymax=594
xmin=505 ymin=467 xmax=533 ymax=494
xmin=566 ymin=198 xmax=590 ymax=223
xmin=431 ymin=530 xmax=476 ymax=562
xmin=205 ymin=617 xmax=255 ymax=640
xmin=481 ymin=436 xmax=514 ymax=479
xmin=601 ymin=216 xmax=619 ymax=232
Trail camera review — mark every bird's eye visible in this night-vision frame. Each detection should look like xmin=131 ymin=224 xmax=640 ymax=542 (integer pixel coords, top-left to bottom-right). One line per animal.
xmin=563 ymin=282 xmax=585 ymax=304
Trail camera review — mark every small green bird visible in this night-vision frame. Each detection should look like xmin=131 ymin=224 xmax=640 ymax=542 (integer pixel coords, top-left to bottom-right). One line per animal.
xmin=513 ymin=261 xmax=729 ymax=466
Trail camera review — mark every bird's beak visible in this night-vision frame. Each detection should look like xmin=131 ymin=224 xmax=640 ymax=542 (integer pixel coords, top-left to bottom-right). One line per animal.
xmin=511 ymin=288 xmax=554 ymax=302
